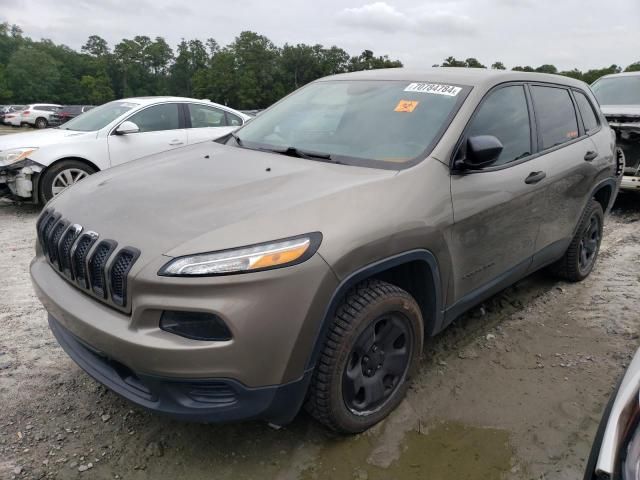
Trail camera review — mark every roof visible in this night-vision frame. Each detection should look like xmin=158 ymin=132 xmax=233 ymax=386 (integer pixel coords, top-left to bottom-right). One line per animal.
xmin=319 ymin=67 xmax=589 ymax=90
xmin=119 ymin=96 xmax=249 ymax=118
xmin=597 ymin=71 xmax=640 ymax=80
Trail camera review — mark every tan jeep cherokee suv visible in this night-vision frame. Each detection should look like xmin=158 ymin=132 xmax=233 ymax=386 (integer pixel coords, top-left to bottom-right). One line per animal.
xmin=31 ymin=68 xmax=622 ymax=433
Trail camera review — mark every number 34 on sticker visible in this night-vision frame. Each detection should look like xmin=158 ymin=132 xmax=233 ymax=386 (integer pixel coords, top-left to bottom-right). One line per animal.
xmin=394 ymin=100 xmax=419 ymax=112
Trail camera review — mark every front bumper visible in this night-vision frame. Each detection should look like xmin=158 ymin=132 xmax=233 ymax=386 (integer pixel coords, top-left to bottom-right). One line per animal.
xmin=0 ymin=158 xmax=43 ymax=199
xmin=621 ymin=175 xmax=640 ymax=191
xmin=48 ymin=314 xmax=312 ymax=424
xmin=31 ymin=247 xmax=337 ymax=386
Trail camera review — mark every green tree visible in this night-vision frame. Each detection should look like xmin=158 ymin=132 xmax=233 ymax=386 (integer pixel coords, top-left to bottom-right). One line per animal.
xmin=582 ymin=64 xmax=621 ymax=84
xmin=465 ymin=58 xmax=486 ymax=68
xmin=535 ymin=64 xmax=558 ymax=74
xmin=491 ymin=61 xmax=506 ymax=70
xmin=82 ymin=35 xmax=110 ymax=57
xmin=441 ymin=56 xmax=466 ymax=67
xmin=349 ymin=50 xmax=402 ymax=71
xmin=80 ymin=75 xmax=114 ymax=104
xmin=5 ymin=46 xmax=60 ymax=102
xmin=512 ymin=65 xmax=535 ymax=72
xmin=624 ymin=62 xmax=640 ymax=72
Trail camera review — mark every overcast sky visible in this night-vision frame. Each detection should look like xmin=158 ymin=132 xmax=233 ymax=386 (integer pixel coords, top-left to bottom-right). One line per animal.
xmin=2 ymin=0 xmax=638 ymax=71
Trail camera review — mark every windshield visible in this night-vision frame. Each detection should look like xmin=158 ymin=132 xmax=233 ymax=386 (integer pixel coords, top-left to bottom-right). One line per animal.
xmin=233 ymin=80 xmax=469 ymax=167
xmin=61 ymin=101 xmax=139 ymax=131
xmin=592 ymin=76 xmax=640 ymax=106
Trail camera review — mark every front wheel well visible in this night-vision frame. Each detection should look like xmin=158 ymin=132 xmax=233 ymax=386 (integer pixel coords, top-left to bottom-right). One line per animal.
xmin=36 ymin=157 xmax=99 ymax=203
xmin=369 ymin=260 xmax=438 ymax=336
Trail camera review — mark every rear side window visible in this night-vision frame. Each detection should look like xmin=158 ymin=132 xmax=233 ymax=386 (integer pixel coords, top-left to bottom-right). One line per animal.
xmin=466 ymin=85 xmax=531 ymax=166
xmin=188 ymin=104 xmax=227 ymax=128
xmin=574 ymin=91 xmax=599 ymax=134
xmin=530 ymin=86 xmax=579 ymax=149
xmin=226 ymin=112 xmax=243 ymax=126
xmin=128 ymin=103 xmax=180 ymax=133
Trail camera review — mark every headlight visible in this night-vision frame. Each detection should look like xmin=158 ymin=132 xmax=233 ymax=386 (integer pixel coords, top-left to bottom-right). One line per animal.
xmin=0 ymin=148 xmax=38 ymax=167
xmin=159 ymin=232 xmax=322 ymax=276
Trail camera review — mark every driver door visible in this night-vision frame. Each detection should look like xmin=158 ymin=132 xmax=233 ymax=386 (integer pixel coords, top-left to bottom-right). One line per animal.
xmin=108 ymin=103 xmax=187 ymax=167
xmin=449 ymin=84 xmax=547 ymax=302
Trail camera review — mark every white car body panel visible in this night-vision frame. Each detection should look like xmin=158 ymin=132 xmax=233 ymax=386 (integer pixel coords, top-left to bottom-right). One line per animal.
xmin=20 ymin=104 xmax=62 ymax=126
xmin=108 ymin=128 xmax=188 ymax=167
xmin=0 ymin=97 xmax=250 ymax=200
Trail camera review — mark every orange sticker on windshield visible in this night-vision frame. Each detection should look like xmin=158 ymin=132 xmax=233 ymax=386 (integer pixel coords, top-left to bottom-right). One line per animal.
xmin=394 ymin=100 xmax=419 ymax=112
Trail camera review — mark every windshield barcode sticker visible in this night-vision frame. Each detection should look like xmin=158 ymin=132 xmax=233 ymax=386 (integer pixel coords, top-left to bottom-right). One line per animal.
xmin=404 ymin=83 xmax=462 ymax=96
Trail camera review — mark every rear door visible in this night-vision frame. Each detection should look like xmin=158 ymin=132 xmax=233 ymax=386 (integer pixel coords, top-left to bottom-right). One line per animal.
xmin=185 ymin=103 xmax=242 ymax=144
xmin=450 ymin=83 xmax=546 ymax=301
xmin=528 ymin=85 xmax=604 ymax=267
xmin=107 ymin=103 xmax=187 ymax=167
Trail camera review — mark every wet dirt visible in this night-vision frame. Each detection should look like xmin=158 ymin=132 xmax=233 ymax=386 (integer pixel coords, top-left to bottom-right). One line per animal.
xmin=0 ymin=193 xmax=639 ymax=480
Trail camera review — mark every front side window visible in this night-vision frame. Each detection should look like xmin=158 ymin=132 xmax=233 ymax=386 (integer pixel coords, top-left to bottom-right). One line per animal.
xmin=466 ymin=85 xmax=531 ymax=166
xmin=62 ymin=101 xmax=138 ymax=132
xmin=188 ymin=104 xmax=227 ymax=128
xmin=128 ymin=103 xmax=180 ymax=133
xmin=531 ymin=86 xmax=579 ymax=150
xmin=233 ymin=80 xmax=470 ymax=167
xmin=574 ymin=91 xmax=599 ymax=133
xmin=591 ymin=76 xmax=640 ymax=106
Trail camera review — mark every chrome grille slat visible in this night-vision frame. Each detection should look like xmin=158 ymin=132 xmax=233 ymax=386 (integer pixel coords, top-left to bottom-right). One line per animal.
xmin=35 ymin=210 xmax=140 ymax=309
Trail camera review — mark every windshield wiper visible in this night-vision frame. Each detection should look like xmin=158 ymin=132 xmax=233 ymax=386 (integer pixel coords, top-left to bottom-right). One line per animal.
xmin=260 ymin=146 xmax=341 ymax=164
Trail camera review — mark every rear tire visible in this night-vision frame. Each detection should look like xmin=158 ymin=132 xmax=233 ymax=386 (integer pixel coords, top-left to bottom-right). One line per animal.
xmin=39 ymin=160 xmax=96 ymax=203
xmin=305 ymin=279 xmax=423 ymax=433
xmin=35 ymin=117 xmax=48 ymax=129
xmin=549 ymin=199 xmax=604 ymax=282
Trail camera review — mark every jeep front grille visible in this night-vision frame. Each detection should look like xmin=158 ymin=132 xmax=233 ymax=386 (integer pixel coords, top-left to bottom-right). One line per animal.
xmin=37 ymin=209 xmax=140 ymax=309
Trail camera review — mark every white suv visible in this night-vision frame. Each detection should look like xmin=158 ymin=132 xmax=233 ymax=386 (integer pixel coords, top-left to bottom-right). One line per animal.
xmin=0 ymin=97 xmax=250 ymax=202
xmin=19 ymin=104 xmax=63 ymax=128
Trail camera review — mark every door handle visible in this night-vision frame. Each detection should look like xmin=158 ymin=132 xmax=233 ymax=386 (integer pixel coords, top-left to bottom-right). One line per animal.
xmin=524 ymin=171 xmax=546 ymax=184
xmin=584 ymin=151 xmax=598 ymax=162
xmin=169 ymin=139 xmax=184 ymax=146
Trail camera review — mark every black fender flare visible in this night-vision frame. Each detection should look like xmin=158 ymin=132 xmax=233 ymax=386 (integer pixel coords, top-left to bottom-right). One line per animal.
xmin=305 ymin=249 xmax=444 ymax=371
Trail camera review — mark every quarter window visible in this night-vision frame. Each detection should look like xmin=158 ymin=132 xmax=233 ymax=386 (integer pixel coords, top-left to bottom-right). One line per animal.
xmin=466 ymin=85 xmax=531 ymax=166
xmin=128 ymin=104 xmax=180 ymax=133
xmin=530 ymin=86 xmax=579 ymax=149
xmin=574 ymin=91 xmax=599 ymax=134
xmin=188 ymin=104 xmax=227 ymax=128
xmin=226 ymin=112 xmax=243 ymax=126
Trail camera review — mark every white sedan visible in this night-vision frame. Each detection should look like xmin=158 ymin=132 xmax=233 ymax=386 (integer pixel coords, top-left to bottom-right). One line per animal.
xmin=0 ymin=97 xmax=250 ymax=202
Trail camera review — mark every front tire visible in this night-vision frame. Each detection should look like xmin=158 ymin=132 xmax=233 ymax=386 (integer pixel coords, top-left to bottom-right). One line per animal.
xmin=550 ymin=199 xmax=604 ymax=282
xmin=39 ymin=160 xmax=96 ymax=203
xmin=306 ymin=279 xmax=423 ymax=433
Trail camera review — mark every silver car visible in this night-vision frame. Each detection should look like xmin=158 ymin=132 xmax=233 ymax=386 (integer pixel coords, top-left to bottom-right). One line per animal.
xmin=585 ymin=347 xmax=640 ymax=479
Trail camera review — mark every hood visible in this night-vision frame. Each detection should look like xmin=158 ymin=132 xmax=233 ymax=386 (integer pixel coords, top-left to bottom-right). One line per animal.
xmin=47 ymin=142 xmax=396 ymax=266
xmin=0 ymin=128 xmax=96 ymax=151
xmin=600 ymin=105 xmax=640 ymax=118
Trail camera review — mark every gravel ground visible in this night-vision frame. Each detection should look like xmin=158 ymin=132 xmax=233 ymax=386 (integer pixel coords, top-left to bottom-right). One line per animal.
xmin=0 ymin=192 xmax=638 ymax=480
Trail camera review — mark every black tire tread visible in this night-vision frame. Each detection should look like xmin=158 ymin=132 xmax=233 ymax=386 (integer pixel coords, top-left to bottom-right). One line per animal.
xmin=549 ymin=199 xmax=603 ymax=282
xmin=39 ymin=159 xmax=96 ymax=204
xmin=305 ymin=279 xmax=416 ymax=432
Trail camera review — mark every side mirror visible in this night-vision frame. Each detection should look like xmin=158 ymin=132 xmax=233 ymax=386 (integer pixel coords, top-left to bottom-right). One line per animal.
xmin=115 ymin=121 xmax=139 ymax=135
xmin=460 ymin=135 xmax=503 ymax=169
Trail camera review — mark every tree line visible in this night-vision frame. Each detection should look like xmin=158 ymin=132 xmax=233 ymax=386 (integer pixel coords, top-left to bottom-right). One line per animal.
xmin=0 ymin=23 xmax=638 ymax=109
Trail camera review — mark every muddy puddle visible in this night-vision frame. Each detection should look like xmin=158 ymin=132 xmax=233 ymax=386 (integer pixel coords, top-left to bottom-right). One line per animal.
xmin=301 ymin=422 xmax=512 ymax=480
